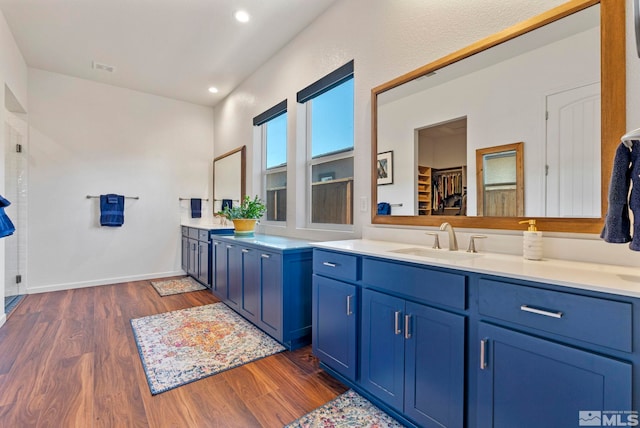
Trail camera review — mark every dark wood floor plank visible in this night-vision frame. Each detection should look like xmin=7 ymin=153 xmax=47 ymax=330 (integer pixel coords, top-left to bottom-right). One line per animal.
xmin=0 ymin=311 xmax=40 ymax=374
xmin=0 ymin=278 xmax=345 ymax=427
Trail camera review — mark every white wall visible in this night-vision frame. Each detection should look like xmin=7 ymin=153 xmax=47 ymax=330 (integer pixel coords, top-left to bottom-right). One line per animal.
xmin=0 ymin=9 xmax=27 ymax=324
xmin=213 ymin=0 xmax=640 ymax=268
xmin=27 ymin=68 xmax=214 ymax=293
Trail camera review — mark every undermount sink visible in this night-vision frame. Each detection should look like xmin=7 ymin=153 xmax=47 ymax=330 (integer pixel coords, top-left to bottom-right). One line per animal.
xmin=389 ymin=247 xmax=483 ymax=261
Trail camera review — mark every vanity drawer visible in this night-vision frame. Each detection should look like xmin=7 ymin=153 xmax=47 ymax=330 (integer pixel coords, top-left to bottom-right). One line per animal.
xmin=478 ymin=279 xmax=632 ymax=352
xmin=198 ymin=230 xmax=209 ymax=241
xmin=188 ymin=227 xmax=199 ymax=239
xmin=362 ymin=258 xmax=466 ymax=310
xmin=313 ymin=249 xmax=359 ymax=282
xmin=181 ymin=226 xmax=189 ymax=236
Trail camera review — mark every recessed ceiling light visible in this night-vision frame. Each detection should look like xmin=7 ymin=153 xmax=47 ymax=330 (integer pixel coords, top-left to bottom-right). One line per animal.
xmin=208 ymin=87 xmax=219 ymax=94
xmin=234 ymin=10 xmax=250 ymax=23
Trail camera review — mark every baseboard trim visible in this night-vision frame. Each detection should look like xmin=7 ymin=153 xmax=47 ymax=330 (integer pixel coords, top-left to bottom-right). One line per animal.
xmin=26 ymin=270 xmax=186 ymax=294
xmin=0 ymin=313 xmax=6 ymax=328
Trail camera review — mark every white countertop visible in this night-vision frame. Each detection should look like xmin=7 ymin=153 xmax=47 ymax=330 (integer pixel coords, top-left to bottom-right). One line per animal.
xmin=213 ymin=234 xmax=315 ymax=251
xmin=312 ymin=239 xmax=640 ymax=298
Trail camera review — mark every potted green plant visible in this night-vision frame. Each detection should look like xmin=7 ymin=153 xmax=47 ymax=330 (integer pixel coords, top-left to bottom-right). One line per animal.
xmin=218 ymin=195 xmax=266 ymax=236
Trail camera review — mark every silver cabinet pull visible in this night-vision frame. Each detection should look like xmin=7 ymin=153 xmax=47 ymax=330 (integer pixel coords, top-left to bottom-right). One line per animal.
xmin=322 ymin=262 xmax=337 ymax=267
xmin=520 ymin=305 xmax=563 ymax=319
xmin=404 ymin=314 xmax=412 ymax=339
xmin=242 ymin=249 xmax=249 ymax=253
xmin=213 ymin=242 xmax=219 ymax=246
xmin=480 ymin=338 xmax=488 ymax=370
xmin=346 ymin=295 xmax=353 ymax=316
xmin=394 ymin=311 xmax=402 ymax=335
xmin=226 ymin=245 xmax=233 ymax=249
xmin=261 ymin=254 xmax=270 ymax=259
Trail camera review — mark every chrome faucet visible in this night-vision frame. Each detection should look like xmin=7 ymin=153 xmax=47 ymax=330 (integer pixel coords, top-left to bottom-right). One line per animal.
xmin=439 ymin=222 xmax=458 ymax=251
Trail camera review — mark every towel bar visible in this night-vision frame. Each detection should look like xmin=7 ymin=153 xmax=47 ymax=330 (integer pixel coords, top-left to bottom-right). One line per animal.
xmin=179 ymin=198 xmax=209 ymax=201
xmin=86 ymin=195 xmax=139 ymax=200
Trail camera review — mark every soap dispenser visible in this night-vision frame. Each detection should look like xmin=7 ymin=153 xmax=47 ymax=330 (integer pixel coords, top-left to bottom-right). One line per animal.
xmin=519 ymin=219 xmax=543 ymax=260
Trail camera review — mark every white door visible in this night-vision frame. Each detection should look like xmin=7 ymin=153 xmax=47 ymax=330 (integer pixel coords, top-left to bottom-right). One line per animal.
xmin=545 ymin=82 xmax=601 ymax=217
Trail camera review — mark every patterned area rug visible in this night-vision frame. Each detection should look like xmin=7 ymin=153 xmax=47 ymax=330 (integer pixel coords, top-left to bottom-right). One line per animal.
xmin=150 ymin=276 xmax=206 ymax=296
xmin=285 ymin=389 xmax=405 ymax=427
xmin=131 ymin=303 xmax=285 ymax=395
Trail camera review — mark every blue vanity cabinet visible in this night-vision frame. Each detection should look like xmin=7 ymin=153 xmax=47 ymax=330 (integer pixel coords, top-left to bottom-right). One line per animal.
xmin=476 ymin=322 xmax=631 ymax=428
xmin=312 ymin=249 xmax=360 ymax=382
xmin=257 ymin=250 xmax=283 ymax=339
xmin=197 ymin=238 xmax=209 ymax=285
xmin=225 ymin=242 xmax=242 ymax=310
xmin=211 ymin=239 xmax=227 ymax=299
xmin=182 ymin=226 xmax=233 ymax=288
xmin=312 ymin=274 xmax=358 ymax=381
xmin=474 ymin=276 xmax=635 ymax=428
xmin=361 ymin=288 xmax=465 ymax=428
xmin=211 ymin=235 xmax=313 ymax=350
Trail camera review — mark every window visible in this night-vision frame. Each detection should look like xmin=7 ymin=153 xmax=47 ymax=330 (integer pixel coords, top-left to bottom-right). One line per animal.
xmin=298 ymin=60 xmax=354 ymax=226
xmin=254 ymin=100 xmax=287 ymax=222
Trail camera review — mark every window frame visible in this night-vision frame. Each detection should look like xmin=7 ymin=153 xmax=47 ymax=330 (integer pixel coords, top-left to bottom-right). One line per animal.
xmin=298 ymin=61 xmax=355 ymax=230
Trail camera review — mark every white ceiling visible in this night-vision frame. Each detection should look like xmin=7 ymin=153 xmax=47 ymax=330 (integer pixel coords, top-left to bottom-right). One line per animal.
xmin=0 ymin=0 xmax=338 ymax=107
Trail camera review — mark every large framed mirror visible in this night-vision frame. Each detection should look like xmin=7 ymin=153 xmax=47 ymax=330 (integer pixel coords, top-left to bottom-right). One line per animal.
xmin=213 ymin=146 xmax=246 ymax=214
xmin=371 ymin=0 xmax=625 ymax=233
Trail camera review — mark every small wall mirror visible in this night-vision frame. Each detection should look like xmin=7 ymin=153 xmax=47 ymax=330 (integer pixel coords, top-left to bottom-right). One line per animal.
xmin=213 ymin=146 xmax=246 ymax=213
xmin=476 ymin=142 xmax=524 ymax=217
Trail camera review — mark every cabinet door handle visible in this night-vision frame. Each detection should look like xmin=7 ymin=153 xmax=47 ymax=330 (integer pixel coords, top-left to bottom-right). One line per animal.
xmin=242 ymin=249 xmax=249 ymax=253
xmin=322 ymin=262 xmax=337 ymax=268
xmin=404 ymin=314 xmax=412 ymax=339
xmin=214 ymin=242 xmax=219 ymax=246
xmin=346 ymin=295 xmax=353 ymax=316
xmin=261 ymin=254 xmax=270 ymax=259
xmin=394 ymin=311 xmax=402 ymax=335
xmin=520 ymin=305 xmax=563 ymax=319
xmin=480 ymin=338 xmax=488 ymax=370
xmin=226 ymin=245 xmax=233 ymax=249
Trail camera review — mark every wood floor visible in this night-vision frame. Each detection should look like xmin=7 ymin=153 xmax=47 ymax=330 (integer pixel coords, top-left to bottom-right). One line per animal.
xmin=0 ymin=278 xmax=347 ymax=427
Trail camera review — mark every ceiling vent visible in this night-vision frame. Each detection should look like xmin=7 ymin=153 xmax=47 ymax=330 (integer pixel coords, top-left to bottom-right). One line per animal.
xmin=92 ymin=61 xmax=115 ymax=73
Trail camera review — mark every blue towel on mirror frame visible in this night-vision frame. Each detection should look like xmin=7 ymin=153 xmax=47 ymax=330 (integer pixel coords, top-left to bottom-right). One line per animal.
xmin=222 ymin=199 xmax=233 ymax=210
xmin=100 ymin=194 xmax=125 ymax=227
xmin=190 ymin=198 xmax=202 ymax=218
xmin=0 ymin=194 xmax=15 ymax=238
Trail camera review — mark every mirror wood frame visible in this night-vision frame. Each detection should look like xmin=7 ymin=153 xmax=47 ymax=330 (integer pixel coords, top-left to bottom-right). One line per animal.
xmin=371 ymin=0 xmax=625 ymax=233
xmin=213 ymin=145 xmax=246 ymax=213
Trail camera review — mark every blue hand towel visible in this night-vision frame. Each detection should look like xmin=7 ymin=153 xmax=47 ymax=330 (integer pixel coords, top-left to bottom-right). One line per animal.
xmin=190 ymin=198 xmax=202 ymax=218
xmin=222 ymin=199 xmax=233 ymax=210
xmin=0 ymin=195 xmax=15 ymax=238
xmin=100 ymin=194 xmax=125 ymax=227
xmin=377 ymin=202 xmax=391 ymax=215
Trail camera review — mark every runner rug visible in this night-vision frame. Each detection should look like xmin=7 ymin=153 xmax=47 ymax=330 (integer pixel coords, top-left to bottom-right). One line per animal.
xmin=285 ymin=389 xmax=405 ymax=427
xmin=150 ymin=276 xmax=206 ymax=296
xmin=131 ymin=303 xmax=285 ymax=395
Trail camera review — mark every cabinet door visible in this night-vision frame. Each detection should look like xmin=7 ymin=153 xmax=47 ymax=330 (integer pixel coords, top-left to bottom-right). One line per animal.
xmin=188 ymin=238 xmax=198 ymax=276
xmin=404 ymin=302 xmax=464 ymax=428
xmin=181 ymin=236 xmax=189 ymax=272
xmin=226 ymin=244 xmax=242 ymax=309
xmin=259 ymin=251 xmax=282 ymax=337
xmin=477 ymin=322 xmax=632 ymax=428
xmin=212 ymin=240 xmax=227 ymax=299
xmin=197 ymin=241 xmax=209 ymax=286
xmin=312 ymin=275 xmax=357 ymax=381
xmin=360 ymin=289 xmax=405 ymax=410
xmin=240 ymin=247 xmax=260 ymax=323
